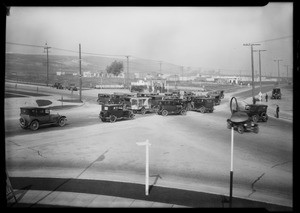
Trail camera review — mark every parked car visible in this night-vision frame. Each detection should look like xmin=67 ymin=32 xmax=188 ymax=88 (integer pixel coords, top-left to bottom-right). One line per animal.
xmin=52 ymin=82 xmax=63 ymax=89
xmin=66 ymin=83 xmax=78 ymax=91
xmin=97 ymin=93 xmax=113 ymax=105
xmin=99 ymin=104 xmax=135 ymax=122
xmin=271 ymin=88 xmax=281 ymax=99
xmin=19 ymin=107 xmax=67 ymax=131
xmin=226 ymin=111 xmax=259 ymax=134
xmin=208 ymin=94 xmax=221 ymax=105
xmin=123 ymin=97 xmax=153 ymax=114
xmin=242 ymin=104 xmax=268 ymax=122
xmin=190 ymin=97 xmax=214 ymax=113
xmin=157 ymin=99 xmax=187 ymax=116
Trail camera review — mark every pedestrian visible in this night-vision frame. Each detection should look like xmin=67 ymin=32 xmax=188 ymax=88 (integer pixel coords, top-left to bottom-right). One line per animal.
xmin=265 ymin=93 xmax=268 ymax=102
xmin=276 ymin=105 xmax=279 ymax=118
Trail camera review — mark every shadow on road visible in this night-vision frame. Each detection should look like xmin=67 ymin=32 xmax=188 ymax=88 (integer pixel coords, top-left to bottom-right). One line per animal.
xmin=8 ymin=176 xmax=292 ymax=210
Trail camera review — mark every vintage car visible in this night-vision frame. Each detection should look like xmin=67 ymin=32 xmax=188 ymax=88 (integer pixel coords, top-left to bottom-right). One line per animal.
xmin=190 ymin=97 xmax=214 ymax=113
xmin=52 ymin=82 xmax=64 ymax=89
xmin=19 ymin=107 xmax=67 ymax=131
xmin=242 ymin=104 xmax=268 ymax=122
xmin=156 ymin=99 xmax=187 ymax=116
xmin=226 ymin=111 xmax=259 ymax=134
xmin=123 ymin=97 xmax=153 ymax=114
xmin=97 ymin=93 xmax=113 ymax=105
xmin=99 ymin=104 xmax=134 ymax=122
xmin=271 ymin=88 xmax=281 ymax=99
xmin=66 ymin=83 xmax=78 ymax=91
xmin=208 ymin=93 xmax=221 ymax=105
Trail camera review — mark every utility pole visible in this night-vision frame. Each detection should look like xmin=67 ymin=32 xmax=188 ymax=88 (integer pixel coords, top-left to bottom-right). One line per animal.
xmin=79 ymin=44 xmax=82 ymax=102
xmin=284 ymin=65 xmax=289 ymax=78
xmin=159 ymin=61 xmax=162 ymax=73
xmin=274 ymin=59 xmax=283 ymax=84
xmin=253 ymin=49 xmax=266 ymax=95
xmin=243 ymin=43 xmax=260 ymax=104
xmin=126 ymin=56 xmax=130 ymax=89
xmin=44 ymin=42 xmax=51 ymax=86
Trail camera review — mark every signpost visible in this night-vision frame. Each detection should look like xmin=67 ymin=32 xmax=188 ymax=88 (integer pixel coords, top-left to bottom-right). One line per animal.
xmin=136 ymin=139 xmax=151 ymax=196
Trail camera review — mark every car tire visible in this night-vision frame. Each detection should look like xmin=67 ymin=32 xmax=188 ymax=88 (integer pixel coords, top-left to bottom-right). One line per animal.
xmin=261 ymin=112 xmax=268 ymax=122
xmin=162 ymin=110 xmax=168 ymax=116
xmin=237 ymin=125 xmax=244 ymax=134
xmin=252 ymin=115 xmax=259 ymax=123
xmin=19 ymin=118 xmax=27 ymax=129
xmin=110 ymin=115 xmax=117 ymax=123
xmin=180 ymin=109 xmax=187 ymax=115
xmin=129 ymin=113 xmax=134 ymax=119
xmin=254 ymin=126 xmax=259 ymax=134
xmin=30 ymin=120 xmax=39 ymax=131
xmin=141 ymin=108 xmax=146 ymax=115
xmin=58 ymin=117 xmax=66 ymax=127
xmin=200 ymin=107 xmax=205 ymax=113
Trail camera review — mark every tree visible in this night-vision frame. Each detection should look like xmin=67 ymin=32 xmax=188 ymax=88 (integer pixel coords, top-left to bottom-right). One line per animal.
xmin=106 ymin=60 xmax=123 ymax=76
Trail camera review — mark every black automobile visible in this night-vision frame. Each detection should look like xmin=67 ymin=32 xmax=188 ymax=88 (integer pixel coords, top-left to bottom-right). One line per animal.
xmin=190 ymin=97 xmax=214 ymax=113
xmin=97 ymin=93 xmax=113 ymax=105
xmin=19 ymin=107 xmax=67 ymax=131
xmin=243 ymin=104 xmax=268 ymax=122
xmin=52 ymin=82 xmax=63 ymax=89
xmin=157 ymin=99 xmax=187 ymax=116
xmin=226 ymin=111 xmax=259 ymax=134
xmin=208 ymin=94 xmax=221 ymax=105
xmin=99 ymin=104 xmax=134 ymax=122
xmin=271 ymin=88 xmax=281 ymax=99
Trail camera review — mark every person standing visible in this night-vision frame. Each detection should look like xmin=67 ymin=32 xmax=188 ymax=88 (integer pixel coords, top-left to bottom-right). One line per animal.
xmin=265 ymin=93 xmax=268 ymax=102
xmin=276 ymin=105 xmax=280 ymax=118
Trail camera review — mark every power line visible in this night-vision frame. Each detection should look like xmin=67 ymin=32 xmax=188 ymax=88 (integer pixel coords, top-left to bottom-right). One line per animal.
xmin=252 ymin=35 xmax=292 ymax=43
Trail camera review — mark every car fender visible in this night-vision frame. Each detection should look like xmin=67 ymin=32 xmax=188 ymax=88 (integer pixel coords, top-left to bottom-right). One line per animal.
xmin=59 ymin=115 xmax=67 ymax=121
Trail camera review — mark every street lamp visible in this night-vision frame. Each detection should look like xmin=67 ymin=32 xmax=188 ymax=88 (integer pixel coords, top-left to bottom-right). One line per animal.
xmin=243 ymin=43 xmax=261 ymax=104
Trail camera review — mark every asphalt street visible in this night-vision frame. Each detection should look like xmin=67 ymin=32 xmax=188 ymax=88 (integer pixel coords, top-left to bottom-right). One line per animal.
xmin=5 ymin=83 xmax=293 ymax=208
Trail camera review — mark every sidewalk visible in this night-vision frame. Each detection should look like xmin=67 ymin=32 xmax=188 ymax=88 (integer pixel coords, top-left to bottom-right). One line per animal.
xmin=6 ymin=176 xmax=292 ymax=210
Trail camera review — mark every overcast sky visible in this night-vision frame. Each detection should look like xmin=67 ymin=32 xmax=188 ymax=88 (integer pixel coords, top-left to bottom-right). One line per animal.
xmin=6 ymin=3 xmax=293 ymax=76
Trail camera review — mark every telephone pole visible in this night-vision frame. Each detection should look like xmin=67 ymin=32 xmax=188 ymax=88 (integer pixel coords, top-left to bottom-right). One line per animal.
xmin=284 ymin=65 xmax=289 ymax=78
xmin=253 ymin=49 xmax=266 ymax=94
xmin=243 ymin=43 xmax=260 ymax=104
xmin=79 ymin=44 xmax=82 ymax=102
xmin=126 ymin=56 xmax=130 ymax=89
xmin=44 ymin=42 xmax=51 ymax=86
xmin=274 ymin=59 xmax=283 ymax=84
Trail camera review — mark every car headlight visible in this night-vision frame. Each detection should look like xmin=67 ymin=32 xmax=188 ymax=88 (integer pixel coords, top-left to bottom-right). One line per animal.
xmin=244 ymin=123 xmax=247 ymax=126
xmin=251 ymin=123 xmax=254 ymax=126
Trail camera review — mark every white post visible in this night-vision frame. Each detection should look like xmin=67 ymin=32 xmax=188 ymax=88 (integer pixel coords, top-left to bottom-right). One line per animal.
xmin=231 ymin=127 xmax=234 ymax=171
xmin=136 ymin=139 xmax=151 ymax=196
xmin=229 ymin=127 xmax=234 ymax=207
xmin=146 ymin=142 xmax=149 ymax=195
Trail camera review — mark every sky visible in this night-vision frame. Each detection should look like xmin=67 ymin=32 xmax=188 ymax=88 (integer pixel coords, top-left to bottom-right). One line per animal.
xmin=5 ymin=3 xmax=293 ymax=77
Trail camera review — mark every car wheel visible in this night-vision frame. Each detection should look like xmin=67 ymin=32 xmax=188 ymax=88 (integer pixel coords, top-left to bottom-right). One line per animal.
xmin=254 ymin=126 xmax=259 ymax=134
xmin=58 ymin=117 xmax=66 ymax=127
xmin=129 ymin=112 xmax=134 ymax=119
xmin=252 ymin=115 xmax=259 ymax=123
xmin=162 ymin=110 xmax=168 ymax=116
xmin=110 ymin=115 xmax=117 ymax=123
xmin=261 ymin=113 xmax=268 ymax=122
xmin=180 ymin=109 xmax=187 ymax=115
xmin=19 ymin=118 xmax=27 ymax=129
xmin=237 ymin=125 xmax=244 ymax=134
xmin=30 ymin=120 xmax=39 ymax=131
xmin=141 ymin=108 xmax=146 ymax=115
xmin=200 ymin=107 xmax=205 ymax=113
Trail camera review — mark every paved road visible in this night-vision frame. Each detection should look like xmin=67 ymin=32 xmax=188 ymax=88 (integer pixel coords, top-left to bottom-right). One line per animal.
xmin=5 ymin=84 xmax=293 ymax=208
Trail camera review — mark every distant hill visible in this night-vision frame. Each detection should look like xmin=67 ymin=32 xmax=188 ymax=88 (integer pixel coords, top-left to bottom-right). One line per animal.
xmin=5 ymin=53 xmax=190 ymax=76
